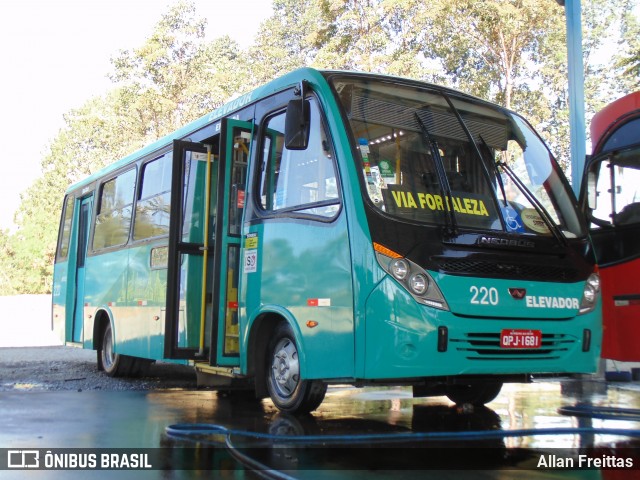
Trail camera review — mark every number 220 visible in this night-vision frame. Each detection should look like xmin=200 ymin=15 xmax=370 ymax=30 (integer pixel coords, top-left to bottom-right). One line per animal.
xmin=470 ymin=286 xmax=499 ymax=305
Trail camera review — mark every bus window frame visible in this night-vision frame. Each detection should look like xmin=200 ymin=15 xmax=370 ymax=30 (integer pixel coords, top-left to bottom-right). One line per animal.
xmin=55 ymin=194 xmax=76 ymax=262
xmin=253 ymin=95 xmax=343 ymax=223
xmin=132 ymin=149 xmax=174 ymax=243
xmin=91 ymin=165 xmax=138 ymax=253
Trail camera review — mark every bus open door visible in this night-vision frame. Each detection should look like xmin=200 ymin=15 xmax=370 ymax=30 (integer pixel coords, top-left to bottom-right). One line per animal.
xmin=581 ymin=91 xmax=640 ymax=363
xmin=164 ymin=120 xmax=252 ymax=375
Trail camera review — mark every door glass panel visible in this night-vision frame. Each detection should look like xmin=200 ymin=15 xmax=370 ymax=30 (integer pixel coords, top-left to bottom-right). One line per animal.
xmin=223 ymin=245 xmax=240 ymax=355
xmin=214 ymin=120 xmax=252 ymax=364
xmin=73 ymin=198 xmax=92 ymax=343
xmin=229 ymin=130 xmax=250 ymax=236
xmin=57 ymin=196 xmax=75 ymax=261
xmin=182 ymin=151 xmax=213 ymax=243
xmin=176 ymin=253 xmax=212 ymax=349
xmin=165 ymin=141 xmax=213 ymax=359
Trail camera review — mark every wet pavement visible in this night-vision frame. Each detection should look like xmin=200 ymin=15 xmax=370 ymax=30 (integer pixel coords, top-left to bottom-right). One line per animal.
xmin=1 ymin=379 xmax=640 ymax=478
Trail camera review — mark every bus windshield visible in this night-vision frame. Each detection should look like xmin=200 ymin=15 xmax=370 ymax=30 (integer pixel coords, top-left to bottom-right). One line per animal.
xmin=329 ymin=76 xmax=584 ymax=239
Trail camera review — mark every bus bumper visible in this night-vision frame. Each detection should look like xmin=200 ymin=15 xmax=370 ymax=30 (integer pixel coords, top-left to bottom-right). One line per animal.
xmin=362 ymin=277 xmax=602 ymax=380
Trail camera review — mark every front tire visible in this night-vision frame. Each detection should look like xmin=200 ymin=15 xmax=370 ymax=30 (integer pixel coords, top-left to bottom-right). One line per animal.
xmin=266 ymin=323 xmax=326 ymax=414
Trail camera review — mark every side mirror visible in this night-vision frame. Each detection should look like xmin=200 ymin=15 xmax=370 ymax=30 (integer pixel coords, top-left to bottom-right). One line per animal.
xmin=284 ymin=98 xmax=310 ymax=150
xmin=587 ymin=171 xmax=597 ymax=210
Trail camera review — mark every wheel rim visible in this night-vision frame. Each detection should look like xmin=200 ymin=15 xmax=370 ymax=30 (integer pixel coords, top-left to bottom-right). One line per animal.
xmin=102 ymin=326 xmax=115 ymax=370
xmin=270 ymin=337 xmax=300 ymax=400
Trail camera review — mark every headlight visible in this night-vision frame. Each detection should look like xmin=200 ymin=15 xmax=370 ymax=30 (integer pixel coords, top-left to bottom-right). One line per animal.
xmin=409 ymin=274 xmax=428 ymax=295
xmin=586 ymin=273 xmax=600 ymax=292
xmin=373 ymin=242 xmax=449 ymax=311
xmin=391 ymin=259 xmax=409 ymax=280
xmin=579 ymin=272 xmax=601 ymax=314
xmin=583 ymin=286 xmax=596 ymax=304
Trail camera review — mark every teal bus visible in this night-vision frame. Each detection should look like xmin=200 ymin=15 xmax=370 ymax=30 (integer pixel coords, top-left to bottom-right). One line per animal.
xmin=52 ymin=68 xmax=601 ymax=413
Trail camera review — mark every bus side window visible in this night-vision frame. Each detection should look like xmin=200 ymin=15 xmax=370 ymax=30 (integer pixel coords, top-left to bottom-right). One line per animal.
xmin=590 ymin=160 xmax=640 ymax=227
xmin=94 ymin=168 xmax=136 ymax=249
xmin=612 ymin=163 xmax=640 ymax=226
xmin=56 ymin=195 xmax=75 ymax=261
xmin=133 ymin=153 xmax=172 ymax=240
xmin=259 ymin=98 xmax=339 ymax=217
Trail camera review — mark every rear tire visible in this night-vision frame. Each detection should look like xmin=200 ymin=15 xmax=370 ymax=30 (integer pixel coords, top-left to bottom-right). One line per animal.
xmin=266 ymin=323 xmax=326 ymax=414
xmin=98 ymin=322 xmax=132 ymax=377
xmin=445 ymin=382 xmax=502 ymax=406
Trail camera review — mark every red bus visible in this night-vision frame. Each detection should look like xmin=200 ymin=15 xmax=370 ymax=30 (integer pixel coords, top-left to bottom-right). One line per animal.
xmin=581 ymin=91 xmax=640 ymax=362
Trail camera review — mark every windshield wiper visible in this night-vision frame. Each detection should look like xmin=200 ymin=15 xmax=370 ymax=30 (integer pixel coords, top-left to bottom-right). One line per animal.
xmin=440 ymin=93 xmax=566 ymax=246
xmin=476 ymin=135 xmax=509 ymax=208
xmin=495 ymin=158 xmax=568 ymax=247
xmin=440 ymin=94 xmax=509 ymax=231
xmin=414 ymin=112 xmax=458 ymax=237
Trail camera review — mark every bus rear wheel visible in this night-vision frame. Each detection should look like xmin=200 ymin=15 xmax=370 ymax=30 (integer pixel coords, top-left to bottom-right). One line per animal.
xmin=266 ymin=323 xmax=326 ymax=414
xmin=98 ymin=322 xmax=132 ymax=377
xmin=445 ymin=382 xmax=503 ymax=406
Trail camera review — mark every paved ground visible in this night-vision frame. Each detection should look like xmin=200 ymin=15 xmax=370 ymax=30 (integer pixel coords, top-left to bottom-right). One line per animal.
xmin=0 ymin=346 xmax=196 ymax=392
xmin=0 ymin=295 xmax=196 ymax=392
xmin=2 ymin=295 xmax=640 ymax=478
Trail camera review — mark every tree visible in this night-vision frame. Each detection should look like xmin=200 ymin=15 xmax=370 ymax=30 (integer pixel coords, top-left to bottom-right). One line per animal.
xmin=110 ymin=0 xmax=213 ymax=140
xmin=581 ymin=0 xmax=637 ymax=122
xmin=247 ymin=0 xmax=325 ymax=86
xmin=614 ymin=1 xmax=640 ymax=91
xmin=5 ymin=0 xmax=639 ymax=295
xmin=4 ymin=0 xmax=244 ymax=294
xmin=419 ymin=1 xmax=565 ymax=109
xmin=312 ymin=0 xmax=392 ymax=72
xmin=250 ymin=0 xmax=573 ymax=166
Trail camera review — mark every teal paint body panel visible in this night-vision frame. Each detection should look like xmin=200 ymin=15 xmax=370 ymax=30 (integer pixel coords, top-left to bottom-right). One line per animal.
xmin=81 ymin=242 xmax=170 ymax=359
xmin=364 ymin=276 xmax=601 ymax=379
xmin=83 ymin=248 xmax=130 ymax=351
xmin=435 ymin=272 xmax=587 ymax=319
xmin=126 ymin=242 xmax=168 ymax=360
xmin=241 ymin=212 xmax=355 ymax=380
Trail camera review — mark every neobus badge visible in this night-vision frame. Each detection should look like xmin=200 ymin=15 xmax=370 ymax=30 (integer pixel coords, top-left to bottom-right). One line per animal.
xmin=479 ymin=236 xmax=535 ymax=249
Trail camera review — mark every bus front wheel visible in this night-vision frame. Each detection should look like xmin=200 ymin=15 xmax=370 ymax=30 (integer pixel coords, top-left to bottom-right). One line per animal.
xmin=98 ymin=322 xmax=132 ymax=377
xmin=266 ymin=323 xmax=326 ymax=414
xmin=445 ymin=382 xmax=502 ymax=406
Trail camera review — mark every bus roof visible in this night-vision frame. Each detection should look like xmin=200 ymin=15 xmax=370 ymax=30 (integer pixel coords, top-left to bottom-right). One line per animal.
xmin=66 ymin=67 xmax=330 ymax=194
xmin=591 ymin=91 xmax=640 ymax=154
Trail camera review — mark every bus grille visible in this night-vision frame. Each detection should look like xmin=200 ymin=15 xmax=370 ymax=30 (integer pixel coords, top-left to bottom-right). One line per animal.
xmin=451 ymin=333 xmax=576 ymax=360
xmin=436 ymin=258 xmax=578 ymax=282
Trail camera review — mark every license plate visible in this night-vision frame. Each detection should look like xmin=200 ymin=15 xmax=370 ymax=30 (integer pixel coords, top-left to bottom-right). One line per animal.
xmin=500 ymin=329 xmax=542 ymax=349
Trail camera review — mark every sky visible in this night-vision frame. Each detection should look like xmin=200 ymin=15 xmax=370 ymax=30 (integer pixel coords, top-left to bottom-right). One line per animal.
xmin=0 ymin=0 xmax=273 ymax=230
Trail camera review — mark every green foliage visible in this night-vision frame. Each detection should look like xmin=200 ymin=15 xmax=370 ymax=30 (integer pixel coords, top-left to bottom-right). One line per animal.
xmin=1 ymin=0 xmax=244 ymax=295
xmin=582 ymin=0 xmax=638 ymax=123
xmin=109 ymin=0 xmax=245 ymax=140
xmin=2 ymin=0 xmax=639 ymax=294
xmin=614 ymin=1 xmax=640 ymax=91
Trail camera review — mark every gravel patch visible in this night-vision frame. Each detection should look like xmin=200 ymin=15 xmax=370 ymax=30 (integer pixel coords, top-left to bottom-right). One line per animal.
xmin=0 ymin=346 xmax=197 ymax=392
